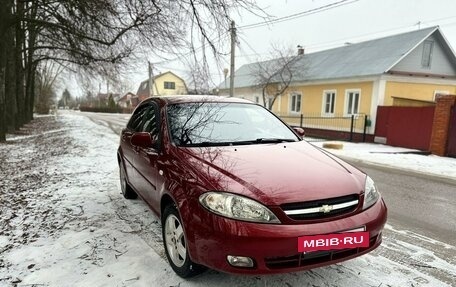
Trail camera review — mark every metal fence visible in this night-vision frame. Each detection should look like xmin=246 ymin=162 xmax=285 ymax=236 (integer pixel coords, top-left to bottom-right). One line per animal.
xmin=278 ymin=113 xmax=371 ymax=142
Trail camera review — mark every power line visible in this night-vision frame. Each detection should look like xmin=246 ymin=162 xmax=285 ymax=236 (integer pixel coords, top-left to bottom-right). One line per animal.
xmin=238 ymin=0 xmax=360 ymax=30
xmin=235 ymin=14 xmax=456 ymax=61
xmin=237 ymin=34 xmax=263 ymax=63
xmin=152 ymin=32 xmax=230 ymax=66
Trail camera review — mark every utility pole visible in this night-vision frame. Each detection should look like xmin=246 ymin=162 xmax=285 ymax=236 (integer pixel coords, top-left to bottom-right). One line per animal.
xmin=148 ymin=61 xmax=154 ymax=97
xmin=229 ymin=20 xmax=236 ymax=97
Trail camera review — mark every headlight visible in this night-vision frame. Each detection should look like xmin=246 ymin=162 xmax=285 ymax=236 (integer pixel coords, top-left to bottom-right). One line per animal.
xmin=199 ymin=192 xmax=280 ymax=224
xmin=363 ymin=176 xmax=380 ymax=210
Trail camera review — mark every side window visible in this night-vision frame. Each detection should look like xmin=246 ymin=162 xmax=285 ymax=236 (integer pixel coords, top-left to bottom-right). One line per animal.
xmin=164 ymin=81 xmax=176 ymax=90
xmin=290 ymin=93 xmax=302 ymax=113
xmin=127 ymin=105 xmax=148 ymax=131
xmin=421 ymin=40 xmax=434 ymax=68
xmin=140 ymin=105 xmax=159 ymax=141
xmin=345 ymin=90 xmax=360 ymax=115
xmin=323 ymin=90 xmax=336 ymax=116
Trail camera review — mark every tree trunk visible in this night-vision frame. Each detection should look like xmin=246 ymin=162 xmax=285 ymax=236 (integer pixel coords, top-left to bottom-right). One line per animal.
xmin=0 ymin=12 xmax=7 ymax=141
xmin=5 ymin=43 xmax=17 ymax=133
xmin=24 ymin=0 xmax=38 ymax=122
xmin=4 ymin=4 xmax=17 ymax=133
xmin=0 ymin=0 xmax=14 ymax=141
xmin=0 ymin=44 xmax=6 ymax=141
xmin=14 ymin=0 xmax=25 ymax=128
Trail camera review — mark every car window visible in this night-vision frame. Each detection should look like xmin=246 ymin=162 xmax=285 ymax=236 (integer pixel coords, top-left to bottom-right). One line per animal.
xmin=140 ymin=105 xmax=159 ymax=141
xmin=127 ymin=105 xmax=148 ymax=132
xmin=167 ymin=102 xmax=298 ymax=146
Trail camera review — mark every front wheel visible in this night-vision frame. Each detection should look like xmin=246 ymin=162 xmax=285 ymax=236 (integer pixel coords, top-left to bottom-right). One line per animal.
xmin=162 ymin=205 xmax=205 ymax=278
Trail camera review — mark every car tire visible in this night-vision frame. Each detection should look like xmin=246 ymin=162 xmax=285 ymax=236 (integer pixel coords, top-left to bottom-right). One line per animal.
xmin=119 ymin=159 xmax=137 ymax=199
xmin=162 ymin=204 xmax=206 ymax=278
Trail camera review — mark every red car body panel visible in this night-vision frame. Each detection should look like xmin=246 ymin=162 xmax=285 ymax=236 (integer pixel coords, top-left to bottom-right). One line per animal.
xmin=178 ymin=143 xmax=365 ymax=206
xmin=118 ymin=95 xmax=387 ymax=274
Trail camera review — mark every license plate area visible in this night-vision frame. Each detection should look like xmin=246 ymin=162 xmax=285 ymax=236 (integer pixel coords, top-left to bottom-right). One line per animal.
xmin=298 ymin=231 xmax=369 ymax=252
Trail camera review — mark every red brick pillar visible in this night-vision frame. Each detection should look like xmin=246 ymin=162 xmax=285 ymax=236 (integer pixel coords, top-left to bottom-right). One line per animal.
xmin=429 ymin=95 xmax=456 ymax=156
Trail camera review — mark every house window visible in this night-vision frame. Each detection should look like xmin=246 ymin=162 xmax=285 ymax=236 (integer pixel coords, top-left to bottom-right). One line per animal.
xmin=164 ymin=81 xmax=176 ymax=90
xmin=346 ymin=90 xmax=360 ymax=115
xmin=323 ymin=90 xmax=336 ymax=115
xmin=290 ymin=93 xmax=301 ymax=113
xmin=421 ymin=40 xmax=434 ymax=68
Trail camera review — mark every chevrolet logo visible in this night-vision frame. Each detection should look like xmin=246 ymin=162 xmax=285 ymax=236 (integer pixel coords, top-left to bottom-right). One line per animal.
xmin=319 ymin=204 xmax=333 ymax=213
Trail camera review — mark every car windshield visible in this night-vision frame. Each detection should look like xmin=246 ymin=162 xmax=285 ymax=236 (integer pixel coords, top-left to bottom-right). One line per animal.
xmin=167 ymin=102 xmax=299 ymax=147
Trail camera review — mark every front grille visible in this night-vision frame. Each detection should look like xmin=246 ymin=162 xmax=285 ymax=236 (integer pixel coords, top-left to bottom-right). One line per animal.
xmin=265 ymin=235 xmax=377 ymax=269
xmin=281 ymin=194 xmax=359 ymax=220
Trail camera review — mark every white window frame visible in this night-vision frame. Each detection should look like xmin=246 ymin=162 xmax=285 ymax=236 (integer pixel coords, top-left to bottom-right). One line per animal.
xmin=421 ymin=40 xmax=434 ymax=68
xmin=289 ymin=93 xmax=302 ymax=114
xmin=322 ymin=90 xmax=336 ymax=116
xmin=433 ymin=90 xmax=449 ymax=101
xmin=345 ymin=89 xmax=361 ymax=116
xmin=164 ymin=81 xmax=176 ymax=90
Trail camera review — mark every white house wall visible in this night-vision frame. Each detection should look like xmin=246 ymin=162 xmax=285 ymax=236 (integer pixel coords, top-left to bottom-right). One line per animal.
xmin=391 ymin=34 xmax=456 ymax=76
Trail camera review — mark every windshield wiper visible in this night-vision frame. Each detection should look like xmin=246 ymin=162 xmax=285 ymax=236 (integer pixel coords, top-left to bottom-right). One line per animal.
xmin=222 ymin=138 xmax=296 ymax=145
xmin=180 ymin=138 xmax=296 ymax=147
xmin=181 ymin=141 xmax=233 ymax=147
xmin=254 ymin=138 xmax=297 ymax=143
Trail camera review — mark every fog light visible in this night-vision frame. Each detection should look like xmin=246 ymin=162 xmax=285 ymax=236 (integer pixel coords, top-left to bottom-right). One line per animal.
xmin=227 ymin=255 xmax=254 ymax=268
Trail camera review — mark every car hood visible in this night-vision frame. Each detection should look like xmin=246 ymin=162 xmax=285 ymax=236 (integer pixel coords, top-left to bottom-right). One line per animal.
xmin=179 ymin=141 xmax=366 ymax=206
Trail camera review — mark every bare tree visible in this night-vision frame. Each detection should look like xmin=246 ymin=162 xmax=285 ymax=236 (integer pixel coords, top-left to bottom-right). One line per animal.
xmin=35 ymin=61 xmax=65 ymax=114
xmin=255 ymin=45 xmax=301 ymax=110
xmin=0 ymin=0 xmax=266 ymax=141
xmin=185 ymin=59 xmax=214 ymax=95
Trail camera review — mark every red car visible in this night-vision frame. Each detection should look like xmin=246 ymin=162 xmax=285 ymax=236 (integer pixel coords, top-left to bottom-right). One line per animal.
xmin=117 ymin=95 xmax=387 ymax=277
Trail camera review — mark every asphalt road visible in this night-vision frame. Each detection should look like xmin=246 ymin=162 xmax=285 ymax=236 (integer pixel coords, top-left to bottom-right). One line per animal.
xmin=75 ymin=110 xmax=456 ymax=285
xmin=353 ymin=161 xmax=456 ymax=246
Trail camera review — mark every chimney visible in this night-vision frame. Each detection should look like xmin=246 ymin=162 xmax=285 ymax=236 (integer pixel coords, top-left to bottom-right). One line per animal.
xmin=297 ymin=45 xmax=304 ymax=55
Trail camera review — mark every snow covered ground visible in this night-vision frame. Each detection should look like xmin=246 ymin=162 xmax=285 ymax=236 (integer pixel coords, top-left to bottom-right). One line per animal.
xmin=0 ymin=113 xmax=455 ymax=287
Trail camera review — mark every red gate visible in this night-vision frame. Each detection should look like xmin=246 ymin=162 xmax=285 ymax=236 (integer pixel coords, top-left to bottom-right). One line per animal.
xmin=375 ymin=106 xmax=435 ymax=150
xmin=447 ymin=105 xmax=456 ymax=157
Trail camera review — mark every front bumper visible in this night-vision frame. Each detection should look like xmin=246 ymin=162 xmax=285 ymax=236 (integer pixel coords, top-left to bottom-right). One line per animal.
xmin=184 ymin=198 xmax=387 ymax=274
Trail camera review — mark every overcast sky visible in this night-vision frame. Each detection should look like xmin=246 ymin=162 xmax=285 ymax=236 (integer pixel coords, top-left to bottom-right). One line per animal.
xmin=68 ymin=0 xmax=456 ymax=97
xmin=148 ymin=0 xmax=456 ymax=91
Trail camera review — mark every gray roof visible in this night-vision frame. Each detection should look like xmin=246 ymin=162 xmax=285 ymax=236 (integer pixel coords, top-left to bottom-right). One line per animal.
xmin=220 ymin=26 xmax=455 ymax=89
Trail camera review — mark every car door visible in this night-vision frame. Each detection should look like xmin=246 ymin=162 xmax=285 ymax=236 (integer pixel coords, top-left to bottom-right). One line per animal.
xmin=134 ymin=103 xmax=161 ymax=208
xmin=120 ymin=105 xmax=149 ymax=191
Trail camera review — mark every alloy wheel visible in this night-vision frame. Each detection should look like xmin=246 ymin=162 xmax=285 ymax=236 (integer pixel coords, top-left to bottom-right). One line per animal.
xmin=164 ymin=214 xmax=186 ymax=267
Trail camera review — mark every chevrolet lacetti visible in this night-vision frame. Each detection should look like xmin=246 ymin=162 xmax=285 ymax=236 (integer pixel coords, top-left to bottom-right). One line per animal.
xmin=117 ymin=95 xmax=387 ymax=277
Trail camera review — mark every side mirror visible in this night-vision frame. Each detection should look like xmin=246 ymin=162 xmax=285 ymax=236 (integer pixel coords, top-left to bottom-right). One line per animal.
xmin=131 ymin=132 xmax=155 ymax=148
xmin=293 ymin=127 xmax=305 ymax=138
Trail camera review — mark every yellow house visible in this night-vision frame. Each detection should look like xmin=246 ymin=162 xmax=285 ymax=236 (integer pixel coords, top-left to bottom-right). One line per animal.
xmin=136 ymin=71 xmax=188 ymax=99
xmin=219 ymin=27 xmax=456 ymax=139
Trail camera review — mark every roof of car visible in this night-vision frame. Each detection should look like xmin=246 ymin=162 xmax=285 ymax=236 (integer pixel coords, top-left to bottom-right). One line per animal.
xmin=144 ymin=95 xmax=253 ymax=105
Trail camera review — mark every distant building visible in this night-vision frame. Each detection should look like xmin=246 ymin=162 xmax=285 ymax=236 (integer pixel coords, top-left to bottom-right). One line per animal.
xmin=117 ymin=92 xmax=136 ymax=108
xmin=218 ymin=26 xmax=456 ymax=137
xmin=96 ymin=92 xmax=120 ymax=107
xmin=136 ymin=71 xmax=188 ymax=101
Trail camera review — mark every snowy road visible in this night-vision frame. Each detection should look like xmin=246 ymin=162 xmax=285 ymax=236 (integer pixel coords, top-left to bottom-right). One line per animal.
xmin=0 ymin=112 xmax=455 ymax=287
